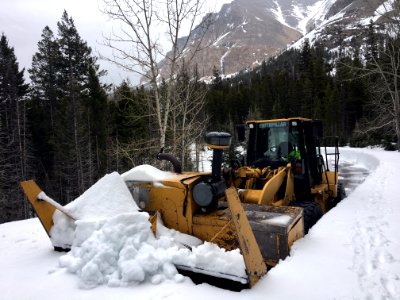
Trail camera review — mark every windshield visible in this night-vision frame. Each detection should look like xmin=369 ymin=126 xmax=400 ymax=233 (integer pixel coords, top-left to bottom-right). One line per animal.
xmin=248 ymin=121 xmax=300 ymax=167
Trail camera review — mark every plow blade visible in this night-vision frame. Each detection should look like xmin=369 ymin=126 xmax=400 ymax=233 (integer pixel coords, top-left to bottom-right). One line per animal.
xmin=244 ymin=204 xmax=304 ymax=266
xmin=175 ymin=187 xmax=270 ymax=290
xmin=21 ymin=180 xmax=57 ymax=236
xmin=225 ymin=187 xmax=267 ymax=287
xmin=20 ymin=180 xmax=75 ymax=250
xmin=177 ymin=265 xmax=249 ymax=291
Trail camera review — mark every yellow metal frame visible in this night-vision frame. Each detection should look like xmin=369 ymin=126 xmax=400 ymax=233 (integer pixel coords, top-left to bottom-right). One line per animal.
xmin=236 ymin=164 xmax=294 ymax=207
xmin=225 ymin=187 xmax=267 ymax=287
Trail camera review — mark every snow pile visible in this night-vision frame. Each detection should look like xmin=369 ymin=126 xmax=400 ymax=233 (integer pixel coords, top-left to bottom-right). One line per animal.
xmin=50 ymin=172 xmax=138 ymax=249
xmin=59 ymin=211 xmax=246 ymax=288
xmin=49 ymin=167 xmax=246 ymax=288
xmin=59 ymin=212 xmax=185 ymax=288
xmin=155 ymin=215 xmax=203 ymax=247
xmin=173 ymin=242 xmax=247 ymax=283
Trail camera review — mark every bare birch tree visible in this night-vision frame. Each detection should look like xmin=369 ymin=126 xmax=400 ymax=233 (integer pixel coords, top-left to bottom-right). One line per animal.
xmin=171 ymin=63 xmax=208 ymax=169
xmin=101 ymin=0 xmax=211 ymax=165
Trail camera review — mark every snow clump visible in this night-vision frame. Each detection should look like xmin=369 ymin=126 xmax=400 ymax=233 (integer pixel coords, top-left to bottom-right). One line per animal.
xmin=52 ymin=167 xmax=246 ymax=288
xmin=59 ymin=212 xmax=187 ymax=288
xmin=50 ymin=172 xmax=138 ymax=249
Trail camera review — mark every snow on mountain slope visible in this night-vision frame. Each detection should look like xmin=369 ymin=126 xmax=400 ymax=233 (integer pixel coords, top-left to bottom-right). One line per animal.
xmin=292 ymin=0 xmax=324 ymax=34
xmin=271 ymin=0 xmax=295 ymax=30
xmin=156 ymin=0 xmax=305 ymax=79
xmin=1 ymin=147 xmax=400 ymax=299
xmin=289 ymin=0 xmax=397 ymax=57
xmin=302 ymin=0 xmax=337 ymax=32
xmin=155 ymin=0 xmax=394 ymax=80
xmin=359 ymin=0 xmax=397 ymax=25
xmin=269 ymin=0 xmax=333 ymax=35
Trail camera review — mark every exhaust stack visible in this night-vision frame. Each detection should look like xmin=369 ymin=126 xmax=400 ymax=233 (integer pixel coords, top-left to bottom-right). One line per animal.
xmin=206 ymin=132 xmax=232 ymax=182
xmin=192 ymin=132 xmax=231 ymax=210
xmin=156 ymin=147 xmax=182 ymax=173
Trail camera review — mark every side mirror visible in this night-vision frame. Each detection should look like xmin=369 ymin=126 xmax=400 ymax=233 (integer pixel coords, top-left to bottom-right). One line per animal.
xmin=236 ymin=124 xmax=245 ymax=142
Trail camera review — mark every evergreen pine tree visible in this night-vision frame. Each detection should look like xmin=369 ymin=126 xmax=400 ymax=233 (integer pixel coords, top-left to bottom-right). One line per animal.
xmin=84 ymin=65 xmax=109 ymax=179
xmin=366 ymin=20 xmax=379 ymax=63
xmin=53 ymin=11 xmax=105 ymax=203
xmin=28 ymin=26 xmax=61 ymax=194
xmin=0 ymin=34 xmax=30 ymax=222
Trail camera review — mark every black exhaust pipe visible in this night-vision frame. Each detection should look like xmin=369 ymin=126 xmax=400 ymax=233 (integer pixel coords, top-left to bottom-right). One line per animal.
xmin=156 ymin=148 xmax=182 ymax=174
xmin=206 ymin=132 xmax=232 ymax=182
xmin=192 ymin=132 xmax=232 ymax=210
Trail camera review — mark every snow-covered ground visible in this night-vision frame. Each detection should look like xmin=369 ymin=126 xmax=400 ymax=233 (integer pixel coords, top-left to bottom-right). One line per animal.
xmin=1 ymin=147 xmax=400 ymax=299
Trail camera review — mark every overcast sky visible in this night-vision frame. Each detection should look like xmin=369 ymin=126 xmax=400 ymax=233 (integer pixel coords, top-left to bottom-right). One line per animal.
xmin=1 ymin=0 xmax=232 ymax=85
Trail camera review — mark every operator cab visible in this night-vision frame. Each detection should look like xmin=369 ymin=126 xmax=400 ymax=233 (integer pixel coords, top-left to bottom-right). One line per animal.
xmin=247 ymin=120 xmax=299 ymax=169
xmin=242 ymin=118 xmax=325 ymax=191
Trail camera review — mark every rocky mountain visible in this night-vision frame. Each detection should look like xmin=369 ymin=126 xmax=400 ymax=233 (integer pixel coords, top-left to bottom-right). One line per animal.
xmin=290 ymin=0 xmax=395 ymax=56
xmin=154 ymin=0 xmax=395 ymax=81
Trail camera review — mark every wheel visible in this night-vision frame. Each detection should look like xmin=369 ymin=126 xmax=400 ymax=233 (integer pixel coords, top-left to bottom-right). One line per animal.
xmin=336 ymin=182 xmax=346 ymax=202
xmin=328 ymin=182 xmax=346 ymax=209
xmin=292 ymin=201 xmax=323 ymax=233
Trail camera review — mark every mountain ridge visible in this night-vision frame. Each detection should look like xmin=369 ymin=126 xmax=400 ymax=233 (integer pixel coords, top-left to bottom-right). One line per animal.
xmin=152 ymin=0 xmax=394 ymax=82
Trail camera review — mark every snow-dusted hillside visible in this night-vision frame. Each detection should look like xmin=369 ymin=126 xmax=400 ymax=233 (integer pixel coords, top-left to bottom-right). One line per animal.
xmin=1 ymin=147 xmax=399 ymax=300
xmin=290 ymin=0 xmax=397 ymax=55
xmin=148 ymin=0 xmax=397 ymax=81
xmin=173 ymin=0 xmax=396 ymax=79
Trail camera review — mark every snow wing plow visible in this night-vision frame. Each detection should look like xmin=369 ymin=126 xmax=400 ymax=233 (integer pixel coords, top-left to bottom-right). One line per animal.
xmin=21 ymin=118 xmax=344 ymax=289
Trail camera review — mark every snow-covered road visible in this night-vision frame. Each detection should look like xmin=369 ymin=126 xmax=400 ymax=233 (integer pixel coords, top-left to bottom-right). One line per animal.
xmin=0 ymin=147 xmax=399 ymax=300
xmin=252 ymin=148 xmax=399 ymax=300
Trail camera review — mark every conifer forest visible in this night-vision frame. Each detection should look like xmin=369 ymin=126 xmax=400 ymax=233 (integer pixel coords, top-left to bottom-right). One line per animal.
xmin=1 ymin=10 xmax=399 ymax=223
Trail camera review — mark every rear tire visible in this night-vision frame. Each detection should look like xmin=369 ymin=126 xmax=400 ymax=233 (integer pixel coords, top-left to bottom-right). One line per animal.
xmin=292 ymin=201 xmax=323 ymax=233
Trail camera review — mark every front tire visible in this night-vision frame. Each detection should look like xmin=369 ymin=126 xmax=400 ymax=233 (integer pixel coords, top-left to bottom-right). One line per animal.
xmin=292 ymin=201 xmax=323 ymax=233
xmin=328 ymin=182 xmax=346 ymax=209
xmin=336 ymin=182 xmax=346 ymax=202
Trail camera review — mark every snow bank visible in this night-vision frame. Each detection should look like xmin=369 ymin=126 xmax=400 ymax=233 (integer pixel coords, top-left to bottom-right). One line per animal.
xmin=49 ymin=168 xmax=246 ymax=288
xmin=59 ymin=211 xmax=246 ymax=288
xmin=338 ymin=147 xmax=380 ymax=171
xmin=323 ymin=147 xmax=379 ymax=172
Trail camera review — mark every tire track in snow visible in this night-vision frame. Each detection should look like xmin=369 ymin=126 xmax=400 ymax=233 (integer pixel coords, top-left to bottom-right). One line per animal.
xmin=351 ymin=162 xmax=399 ymax=300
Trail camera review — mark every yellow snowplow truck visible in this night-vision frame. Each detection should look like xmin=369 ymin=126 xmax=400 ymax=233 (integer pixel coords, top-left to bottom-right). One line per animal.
xmin=21 ymin=117 xmax=344 ymax=289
